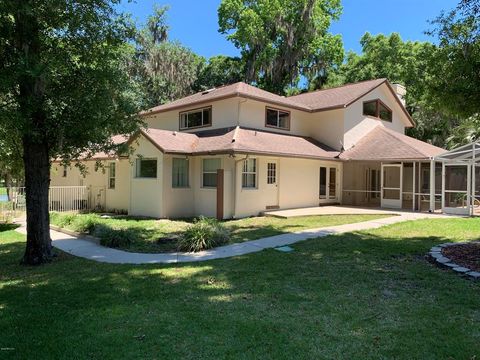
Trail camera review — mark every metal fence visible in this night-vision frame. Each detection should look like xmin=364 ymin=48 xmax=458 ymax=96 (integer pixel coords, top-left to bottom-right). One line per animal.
xmin=0 ymin=186 xmax=102 ymax=222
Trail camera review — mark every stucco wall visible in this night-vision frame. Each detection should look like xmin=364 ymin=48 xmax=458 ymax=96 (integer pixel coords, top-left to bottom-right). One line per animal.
xmin=303 ymin=109 xmax=344 ymax=151
xmin=129 ymin=136 xmax=163 ymax=218
xmin=343 ymin=84 xmax=410 ymax=150
xmin=105 ymin=159 xmax=130 ymax=213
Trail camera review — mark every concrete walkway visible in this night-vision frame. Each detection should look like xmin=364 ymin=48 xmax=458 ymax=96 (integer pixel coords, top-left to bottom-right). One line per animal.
xmin=264 ymin=205 xmax=400 ymax=218
xmin=16 ymin=212 xmax=449 ymax=264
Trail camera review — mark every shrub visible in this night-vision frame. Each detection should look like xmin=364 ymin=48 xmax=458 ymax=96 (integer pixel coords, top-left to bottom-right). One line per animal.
xmin=70 ymin=213 xmax=100 ymax=234
xmin=178 ymin=217 xmax=229 ymax=252
xmin=50 ymin=212 xmax=76 ymax=228
xmin=94 ymin=225 xmax=133 ymax=248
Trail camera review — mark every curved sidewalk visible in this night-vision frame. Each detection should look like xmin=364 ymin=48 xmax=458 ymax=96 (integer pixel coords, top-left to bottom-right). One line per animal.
xmin=17 ymin=212 xmax=448 ymax=264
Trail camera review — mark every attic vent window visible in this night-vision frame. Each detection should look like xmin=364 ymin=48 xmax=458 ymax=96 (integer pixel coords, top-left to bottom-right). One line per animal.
xmin=179 ymin=107 xmax=212 ymax=130
xmin=363 ymin=99 xmax=392 ymax=122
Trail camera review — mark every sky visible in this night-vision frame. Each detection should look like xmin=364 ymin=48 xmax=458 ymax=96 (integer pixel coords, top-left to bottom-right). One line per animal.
xmin=119 ymin=0 xmax=459 ymax=58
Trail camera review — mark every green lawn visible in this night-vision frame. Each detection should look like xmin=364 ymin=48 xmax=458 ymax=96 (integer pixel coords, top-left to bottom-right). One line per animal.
xmin=1 ymin=219 xmax=479 ymax=359
xmin=50 ymin=213 xmax=391 ymax=253
xmin=0 ymin=187 xmax=6 ymax=195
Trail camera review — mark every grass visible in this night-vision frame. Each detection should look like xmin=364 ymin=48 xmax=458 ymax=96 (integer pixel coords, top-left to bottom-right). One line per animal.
xmin=0 ymin=187 xmax=6 ymax=196
xmin=0 ymin=218 xmax=479 ymax=359
xmin=49 ymin=212 xmax=391 ymax=253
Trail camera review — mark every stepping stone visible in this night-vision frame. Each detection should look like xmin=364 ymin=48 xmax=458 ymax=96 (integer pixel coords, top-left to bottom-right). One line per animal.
xmin=444 ymin=262 xmax=460 ymax=268
xmin=452 ymin=267 xmax=471 ymax=273
xmin=430 ymin=247 xmax=442 ymax=252
xmin=436 ymin=256 xmax=451 ymax=264
xmin=275 ymin=246 xmax=294 ymax=253
xmin=467 ymin=271 xmax=480 ymax=279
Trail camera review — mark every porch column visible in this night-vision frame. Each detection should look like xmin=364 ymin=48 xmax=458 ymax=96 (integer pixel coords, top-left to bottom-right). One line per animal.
xmin=412 ymin=162 xmax=416 ymax=211
xmin=429 ymin=159 xmax=435 ymax=213
xmin=441 ymin=161 xmax=446 ymax=211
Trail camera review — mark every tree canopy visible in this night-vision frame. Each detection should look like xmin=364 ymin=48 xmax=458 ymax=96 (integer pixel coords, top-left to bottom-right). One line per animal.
xmin=218 ymin=0 xmax=344 ymax=94
xmin=0 ymin=0 xmax=142 ymax=264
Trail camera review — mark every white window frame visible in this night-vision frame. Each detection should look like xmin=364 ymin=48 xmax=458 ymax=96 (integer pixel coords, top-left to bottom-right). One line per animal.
xmin=265 ymin=107 xmax=290 ymax=130
xmin=172 ymin=158 xmax=189 ymax=188
xmin=179 ymin=107 xmax=212 ymax=130
xmin=202 ymin=158 xmax=221 ymax=188
xmin=242 ymin=158 xmax=257 ymax=189
xmin=108 ymin=162 xmax=116 ymax=189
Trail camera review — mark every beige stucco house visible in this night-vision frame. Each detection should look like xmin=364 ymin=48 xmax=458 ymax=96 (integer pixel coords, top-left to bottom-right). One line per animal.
xmin=51 ymin=78 xmax=448 ymax=219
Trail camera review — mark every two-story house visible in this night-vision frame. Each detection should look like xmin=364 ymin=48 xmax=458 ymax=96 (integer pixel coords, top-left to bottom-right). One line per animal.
xmin=51 ymin=78 xmax=446 ymax=218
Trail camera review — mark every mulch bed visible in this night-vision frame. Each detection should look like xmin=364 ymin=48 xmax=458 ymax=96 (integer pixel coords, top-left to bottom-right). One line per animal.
xmin=442 ymin=242 xmax=480 ymax=272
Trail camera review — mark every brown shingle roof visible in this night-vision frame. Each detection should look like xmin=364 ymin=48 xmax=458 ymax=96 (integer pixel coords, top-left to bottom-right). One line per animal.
xmin=142 ymin=82 xmax=308 ymax=115
xmin=140 ymin=79 xmax=413 ymax=123
xmin=288 ymin=78 xmax=387 ymax=110
xmin=138 ymin=127 xmax=339 ymax=160
xmin=339 ymin=126 xmax=446 ymax=161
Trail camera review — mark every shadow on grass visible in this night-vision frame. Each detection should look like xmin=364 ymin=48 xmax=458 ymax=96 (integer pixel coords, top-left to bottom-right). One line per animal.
xmin=2 ymin=219 xmax=480 ymax=358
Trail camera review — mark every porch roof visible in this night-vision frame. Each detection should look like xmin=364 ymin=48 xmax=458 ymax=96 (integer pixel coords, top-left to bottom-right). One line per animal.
xmin=138 ymin=126 xmax=340 ymax=160
xmin=339 ymin=125 xmax=446 ymax=161
xmin=435 ymin=141 xmax=480 ymax=163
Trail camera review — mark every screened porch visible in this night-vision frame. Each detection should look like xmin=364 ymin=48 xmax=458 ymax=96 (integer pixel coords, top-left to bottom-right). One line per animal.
xmin=342 ymin=160 xmax=442 ymax=212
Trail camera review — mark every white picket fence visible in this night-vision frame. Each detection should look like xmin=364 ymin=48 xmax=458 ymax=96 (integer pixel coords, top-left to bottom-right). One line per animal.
xmin=0 ymin=186 xmax=102 ymax=222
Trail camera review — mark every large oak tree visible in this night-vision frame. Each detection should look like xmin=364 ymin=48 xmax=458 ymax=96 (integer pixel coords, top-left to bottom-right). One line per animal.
xmin=218 ymin=0 xmax=344 ymax=94
xmin=0 ymin=0 xmax=141 ymax=265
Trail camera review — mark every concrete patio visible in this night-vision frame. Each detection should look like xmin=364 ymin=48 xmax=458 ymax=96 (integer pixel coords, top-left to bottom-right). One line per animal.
xmin=264 ymin=205 xmax=413 ymax=218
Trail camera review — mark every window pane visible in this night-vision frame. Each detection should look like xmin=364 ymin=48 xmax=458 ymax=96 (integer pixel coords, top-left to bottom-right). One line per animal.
xmin=244 ymin=158 xmax=256 ymax=172
xmin=319 ymin=167 xmax=326 ymax=198
xmin=267 ymin=163 xmax=276 ymax=184
xmin=329 ymin=168 xmax=336 ymax=197
xmin=242 ymin=174 xmax=256 ymax=188
xmin=278 ymin=111 xmax=290 ymax=129
xmin=203 ymin=173 xmax=217 ymax=187
xmin=203 ymin=109 xmax=211 ymax=126
xmin=137 ymin=159 xmax=157 ymax=178
xmin=172 ymin=158 xmax=189 ymax=188
xmin=180 ymin=113 xmax=188 ymax=129
xmin=187 ymin=111 xmax=203 ymax=128
xmin=266 ymin=109 xmax=278 ymax=127
xmin=203 ymin=158 xmax=221 ymax=172
xmin=109 ymin=163 xmax=116 ymax=189
xmin=379 ymin=102 xmax=392 ymax=122
xmin=363 ymin=101 xmax=377 ymax=117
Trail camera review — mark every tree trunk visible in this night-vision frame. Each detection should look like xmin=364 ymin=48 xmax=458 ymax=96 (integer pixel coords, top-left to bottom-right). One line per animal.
xmin=15 ymin=0 xmax=53 ymax=265
xmin=21 ymin=138 xmax=52 ymax=265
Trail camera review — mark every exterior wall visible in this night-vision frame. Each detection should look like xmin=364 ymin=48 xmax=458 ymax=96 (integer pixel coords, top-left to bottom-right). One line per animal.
xmin=144 ymin=97 xmax=240 ymax=132
xmin=238 ymin=99 xmax=311 ymax=136
xmin=303 ymin=109 xmax=344 ymax=151
xmin=129 ymin=136 xmax=163 ymax=218
xmin=105 ymin=159 xmax=130 ymax=213
xmin=233 ymin=155 xmax=342 ymax=218
xmin=343 ymin=84 xmax=410 ymax=150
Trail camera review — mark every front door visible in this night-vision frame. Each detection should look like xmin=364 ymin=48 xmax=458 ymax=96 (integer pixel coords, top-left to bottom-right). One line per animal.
xmin=265 ymin=160 xmax=279 ymax=209
xmin=320 ymin=166 xmax=339 ymax=203
xmin=381 ymin=164 xmax=402 ymax=209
